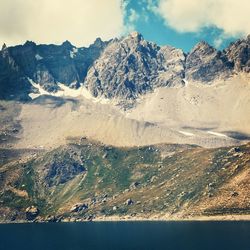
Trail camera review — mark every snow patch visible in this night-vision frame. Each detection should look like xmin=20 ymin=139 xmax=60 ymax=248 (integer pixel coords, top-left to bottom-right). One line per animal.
xmin=178 ymin=130 xmax=194 ymax=136
xmin=70 ymin=48 xmax=78 ymax=58
xmin=35 ymin=54 xmax=43 ymax=60
xmin=28 ymin=78 xmax=51 ymax=99
xmin=56 ymin=83 xmax=110 ymax=104
xmin=207 ymin=131 xmax=227 ymax=137
xmin=183 ymin=79 xmax=188 ymax=86
xmin=28 ymin=78 xmax=110 ymax=104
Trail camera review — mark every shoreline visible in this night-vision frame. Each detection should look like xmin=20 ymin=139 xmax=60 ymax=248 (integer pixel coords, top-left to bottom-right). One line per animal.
xmin=1 ymin=214 xmax=250 ymax=224
xmin=92 ymin=214 xmax=250 ymax=222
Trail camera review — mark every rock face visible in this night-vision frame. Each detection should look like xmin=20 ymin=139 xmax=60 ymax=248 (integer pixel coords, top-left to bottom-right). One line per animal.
xmin=225 ymin=36 xmax=250 ymax=72
xmin=25 ymin=206 xmax=39 ymax=220
xmin=85 ymin=32 xmax=185 ymax=101
xmin=12 ymin=39 xmax=109 ymax=90
xmin=125 ymin=198 xmax=134 ymax=206
xmin=0 ymin=44 xmax=31 ymax=100
xmin=185 ymin=41 xmax=232 ymax=82
xmin=38 ymin=147 xmax=86 ymax=187
xmin=70 ymin=203 xmax=88 ymax=213
xmin=0 ymin=38 xmax=109 ymax=99
xmin=44 ymin=161 xmax=86 ymax=187
xmin=0 ymin=32 xmax=250 ymax=103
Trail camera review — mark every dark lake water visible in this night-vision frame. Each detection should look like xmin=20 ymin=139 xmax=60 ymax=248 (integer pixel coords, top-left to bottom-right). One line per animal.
xmin=0 ymin=221 xmax=249 ymax=250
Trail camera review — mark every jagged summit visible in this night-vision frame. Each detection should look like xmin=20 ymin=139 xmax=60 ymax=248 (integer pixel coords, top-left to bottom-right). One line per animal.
xmin=191 ymin=40 xmax=215 ymax=53
xmin=1 ymin=43 xmax=7 ymax=50
xmin=185 ymin=40 xmax=232 ymax=82
xmin=24 ymin=40 xmax=36 ymax=47
xmin=128 ymin=31 xmax=143 ymax=41
xmin=84 ymin=31 xmax=185 ymax=102
xmin=92 ymin=37 xmax=103 ymax=47
xmin=225 ymin=35 xmax=250 ymax=72
xmin=0 ymin=32 xmax=250 ymax=102
xmin=62 ymin=40 xmax=74 ymax=48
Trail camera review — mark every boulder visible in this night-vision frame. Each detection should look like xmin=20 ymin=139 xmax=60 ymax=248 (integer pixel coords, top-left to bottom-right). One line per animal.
xmin=70 ymin=203 xmax=88 ymax=213
xmin=45 ymin=215 xmax=57 ymax=222
xmin=231 ymin=191 xmax=239 ymax=197
xmin=25 ymin=206 xmax=39 ymax=220
xmin=130 ymin=182 xmax=140 ymax=189
xmin=125 ymin=198 xmax=134 ymax=206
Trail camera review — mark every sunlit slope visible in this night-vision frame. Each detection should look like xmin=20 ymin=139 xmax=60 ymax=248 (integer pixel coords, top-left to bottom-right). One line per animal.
xmin=14 ymin=74 xmax=250 ymax=149
xmin=0 ymin=139 xmax=249 ymax=222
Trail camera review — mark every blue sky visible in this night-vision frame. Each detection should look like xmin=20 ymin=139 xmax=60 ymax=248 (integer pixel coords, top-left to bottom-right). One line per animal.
xmin=122 ymin=0 xmax=241 ymax=52
xmin=1 ymin=0 xmax=248 ymax=50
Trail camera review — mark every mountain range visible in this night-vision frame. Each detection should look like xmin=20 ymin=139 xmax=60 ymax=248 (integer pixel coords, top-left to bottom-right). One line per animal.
xmin=0 ymin=32 xmax=250 ymax=223
xmin=1 ymin=32 xmax=250 ymax=104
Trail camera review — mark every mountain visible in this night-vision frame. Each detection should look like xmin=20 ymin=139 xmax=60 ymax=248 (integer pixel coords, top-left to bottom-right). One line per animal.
xmin=185 ymin=41 xmax=232 ymax=82
xmin=85 ymin=32 xmax=185 ymax=101
xmin=0 ymin=32 xmax=250 ymax=223
xmin=0 ymin=44 xmax=31 ymax=101
xmin=0 ymin=32 xmax=250 ymax=104
xmin=0 ymin=38 xmax=109 ymax=100
xmin=225 ymin=35 xmax=250 ymax=72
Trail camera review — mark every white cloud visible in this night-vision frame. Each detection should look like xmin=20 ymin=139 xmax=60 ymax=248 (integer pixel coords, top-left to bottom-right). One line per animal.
xmin=145 ymin=0 xmax=158 ymax=14
xmin=213 ymin=37 xmax=224 ymax=48
xmin=0 ymin=0 xmax=125 ymax=47
xmin=122 ymin=6 xmax=139 ymax=34
xmin=128 ymin=9 xmax=139 ymax=23
xmin=157 ymin=0 xmax=250 ymax=37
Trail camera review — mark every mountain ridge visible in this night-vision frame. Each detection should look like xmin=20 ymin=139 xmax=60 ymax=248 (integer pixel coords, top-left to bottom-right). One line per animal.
xmin=1 ymin=32 xmax=250 ymax=104
xmin=0 ymin=33 xmax=250 ymax=223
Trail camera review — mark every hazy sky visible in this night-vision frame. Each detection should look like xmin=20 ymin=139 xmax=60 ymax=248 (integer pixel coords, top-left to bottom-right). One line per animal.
xmin=1 ymin=0 xmax=250 ymax=51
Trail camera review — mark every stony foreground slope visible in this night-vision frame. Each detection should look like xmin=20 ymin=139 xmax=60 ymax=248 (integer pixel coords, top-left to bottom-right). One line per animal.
xmin=0 ymin=137 xmax=249 ymax=222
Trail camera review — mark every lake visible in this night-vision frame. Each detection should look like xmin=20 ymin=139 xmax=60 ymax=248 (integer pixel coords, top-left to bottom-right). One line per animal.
xmin=0 ymin=221 xmax=249 ymax=250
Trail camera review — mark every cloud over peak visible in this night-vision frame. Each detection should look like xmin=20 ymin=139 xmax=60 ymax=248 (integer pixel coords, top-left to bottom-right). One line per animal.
xmin=0 ymin=0 xmax=125 ymax=47
xmin=157 ymin=0 xmax=250 ymax=38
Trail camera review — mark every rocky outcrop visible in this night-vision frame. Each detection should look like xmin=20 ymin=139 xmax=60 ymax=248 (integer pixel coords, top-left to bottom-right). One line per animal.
xmin=125 ymin=198 xmax=134 ymax=206
xmin=85 ymin=32 xmax=185 ymax=101
xmin=44 ymin=161 xmax=85 ymax=187
xmin=70 ymin=203 xmax=88 ymax=213
xmin=0 ymin=38 xmax=109 ymax=99
xmin=225 ymin=35 xmax=250 ymax=72
xmin=25 ymin=206 xmax=39 ymax=220
xmin=37 ymin=147 xmax=87 ymax=187
xmin=10 ymin=39 xmax=109 ymax=89
xmin=185 ymin=41 xmax=233 ymax=82
xmin=0 ymin=44 xmax=32 ymax=100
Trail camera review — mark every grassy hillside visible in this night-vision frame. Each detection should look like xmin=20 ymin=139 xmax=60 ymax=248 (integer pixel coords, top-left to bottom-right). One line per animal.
xmin=0 ymin=137 xmax=249 ymax=222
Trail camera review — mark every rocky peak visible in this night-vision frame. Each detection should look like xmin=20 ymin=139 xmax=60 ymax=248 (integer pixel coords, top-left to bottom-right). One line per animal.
xmin=62 ymin=40 xmax=74 ymax=49
xmin=24 ymin=41 xmax=36 ymax=48
xmin=1 ymin=43 xmax=7 ymax=51
xmin=92 ymin=37 xmax=104 ymax=47
xmin=129 ymin=31 xmax=143 ymax=41
xmin=84 ymin=33 xmax=185 ymax=105
xmin=225 ymin=36 xmax=250 ymax=72
xmin=88 ymin=37 xmax=110 ymax=52
xmin=185 ymin=41 xmax=232 ymax=82
xmin=122 ymin=32 xmax=147 ymax=50
xmin=1 ymin=32 xmax=250 ymax=104
xmin=191 ymin=41 xmax=216 ymax=56
xmin=247 ymin=34 xmax=250 ymax=43
xmin=0 ymin=43 xmax=31 ymax=101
